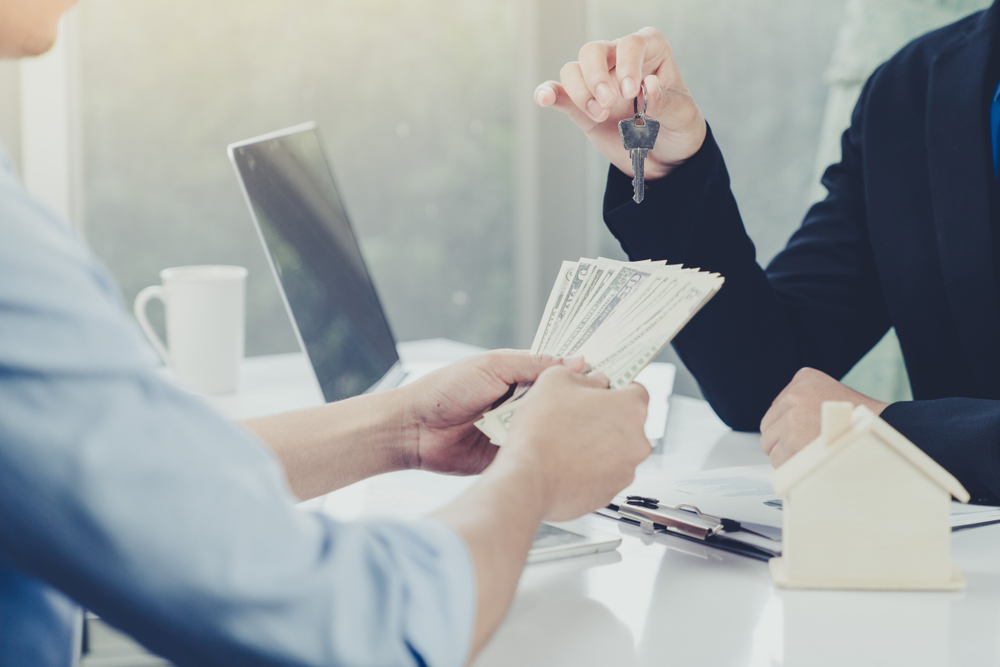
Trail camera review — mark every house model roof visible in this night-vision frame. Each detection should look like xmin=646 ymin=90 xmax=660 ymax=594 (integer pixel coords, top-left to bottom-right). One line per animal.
xmin=772 ymin=404 xmax=970 ymax=502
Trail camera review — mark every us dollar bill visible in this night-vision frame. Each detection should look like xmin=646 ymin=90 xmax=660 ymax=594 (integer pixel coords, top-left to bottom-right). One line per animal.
xmin=475 ymin=258 xmax=723 ymax=445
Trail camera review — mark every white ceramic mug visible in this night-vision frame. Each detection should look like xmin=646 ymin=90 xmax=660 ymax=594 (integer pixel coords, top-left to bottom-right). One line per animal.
xmin=133 ymin=265 xmax=248 ymax=394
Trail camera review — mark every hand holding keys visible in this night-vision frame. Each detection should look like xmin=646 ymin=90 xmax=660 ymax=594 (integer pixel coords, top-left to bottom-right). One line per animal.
xmin=618 ymin=83 xmax=660 ymax=204
xmin=536 ymin=28 xmax=706 ymax=187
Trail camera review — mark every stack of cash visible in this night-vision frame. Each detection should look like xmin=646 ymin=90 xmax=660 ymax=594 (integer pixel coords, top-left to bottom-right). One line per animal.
xmin=475 ymin=257 xmax=724 ymax=445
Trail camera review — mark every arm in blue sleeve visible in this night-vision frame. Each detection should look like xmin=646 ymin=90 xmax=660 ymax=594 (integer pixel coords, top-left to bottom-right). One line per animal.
xmin=0 ymin=169 xmax=475 ymax=667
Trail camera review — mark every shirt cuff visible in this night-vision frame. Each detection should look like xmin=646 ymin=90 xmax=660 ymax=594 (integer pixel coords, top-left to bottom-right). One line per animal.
xmin=377 ymin=517 xmax=477 ymax=667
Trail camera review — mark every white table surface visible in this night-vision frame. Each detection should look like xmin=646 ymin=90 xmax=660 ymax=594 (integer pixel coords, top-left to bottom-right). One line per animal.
xmin=204 ymin=343 xmax=1000 ymax=667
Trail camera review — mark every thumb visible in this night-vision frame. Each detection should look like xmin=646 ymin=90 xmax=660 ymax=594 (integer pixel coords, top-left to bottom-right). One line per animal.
xmin=480 ymin=350 xmax=577 ymax=386
xmin=572 ymin=370 xmax=610 ymax=389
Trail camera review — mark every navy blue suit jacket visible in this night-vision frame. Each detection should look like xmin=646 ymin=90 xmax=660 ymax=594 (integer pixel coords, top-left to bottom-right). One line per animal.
xmin=604 ymin=3 xmax=1000 ymax=502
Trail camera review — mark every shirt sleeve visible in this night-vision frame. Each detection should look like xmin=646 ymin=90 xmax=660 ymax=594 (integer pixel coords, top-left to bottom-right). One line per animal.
xmin=0 ymin=166 xmax=475 ymax=667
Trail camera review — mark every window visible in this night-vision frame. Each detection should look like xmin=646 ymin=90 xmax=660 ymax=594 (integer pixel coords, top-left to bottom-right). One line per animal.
xmin=36 ymin=0 xmax=976 ymax=401
xmin=78 ymin=0 xmax=517 ymax=355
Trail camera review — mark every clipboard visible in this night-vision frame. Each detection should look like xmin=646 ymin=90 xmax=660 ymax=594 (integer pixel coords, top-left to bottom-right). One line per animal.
xmin=599 ymin=466 xmax=1000 ymax=562
xmin=595 ymin=495 xmax=781 ymax=562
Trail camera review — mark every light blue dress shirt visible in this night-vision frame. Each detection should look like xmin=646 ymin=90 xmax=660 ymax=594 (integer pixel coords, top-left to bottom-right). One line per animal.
xmin=0 ymin=143 xmax=475 ymax=667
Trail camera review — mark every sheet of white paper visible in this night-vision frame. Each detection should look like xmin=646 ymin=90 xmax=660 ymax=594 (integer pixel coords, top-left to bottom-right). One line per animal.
xmin=634 ymin=362 xmax=675 ymax=441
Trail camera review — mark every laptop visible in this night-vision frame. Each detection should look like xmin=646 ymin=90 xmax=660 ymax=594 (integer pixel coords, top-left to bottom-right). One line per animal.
xmin=228 ymin=122 xmax=406 ymax=402
xmin=227 ymin=122 xmax=620 ymax=562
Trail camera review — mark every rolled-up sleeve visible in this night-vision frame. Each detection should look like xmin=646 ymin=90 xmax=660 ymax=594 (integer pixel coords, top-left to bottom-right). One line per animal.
xmin=0 ymin=159 xmax=474 ymax=667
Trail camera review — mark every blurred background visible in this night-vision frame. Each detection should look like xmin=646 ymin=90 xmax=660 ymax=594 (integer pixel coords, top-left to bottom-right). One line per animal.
xmin=0 ymin=4 xmax=993 ymax=662
xmin=0 ymin=0 xmax=990 ymax=405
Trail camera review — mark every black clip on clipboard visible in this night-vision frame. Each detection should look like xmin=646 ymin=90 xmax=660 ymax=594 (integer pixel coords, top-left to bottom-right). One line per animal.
xmin=598 ymin=496 xmax=780 ymax=562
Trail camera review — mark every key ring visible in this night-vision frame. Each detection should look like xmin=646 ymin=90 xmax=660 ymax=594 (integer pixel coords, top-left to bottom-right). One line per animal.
xmin=633 ymin=82 xmax=648 ymax=116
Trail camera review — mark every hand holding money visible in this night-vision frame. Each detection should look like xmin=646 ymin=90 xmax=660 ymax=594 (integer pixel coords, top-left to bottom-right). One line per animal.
xmin=476 ymin=257 xmax=723 ymax=444
xmin=499 ymin=365 xmax=652 ymax=521
xmin=399 ymin=351 xmax=585 ymax=476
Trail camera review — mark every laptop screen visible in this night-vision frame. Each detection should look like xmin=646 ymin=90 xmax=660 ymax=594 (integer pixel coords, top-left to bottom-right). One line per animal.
xmin=230 ymin=125 xmax=399 ymax=402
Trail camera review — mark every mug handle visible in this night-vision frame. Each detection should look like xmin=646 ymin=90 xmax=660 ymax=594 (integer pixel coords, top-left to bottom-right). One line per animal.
xmin=133 ymin=285 xmax=170 ymax=365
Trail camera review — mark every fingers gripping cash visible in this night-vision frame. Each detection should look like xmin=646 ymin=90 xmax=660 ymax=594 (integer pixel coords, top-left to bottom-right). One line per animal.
xmin=476 ymin=258 xmax=723 ymax=444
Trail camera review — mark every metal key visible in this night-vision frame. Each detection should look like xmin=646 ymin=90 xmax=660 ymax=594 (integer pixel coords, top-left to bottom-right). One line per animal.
xmin=618 ymin=83 xmax=660 ymax=204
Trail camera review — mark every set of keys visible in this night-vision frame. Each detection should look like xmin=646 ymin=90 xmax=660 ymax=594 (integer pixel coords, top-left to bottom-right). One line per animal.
xmin=617 ymin=83 xmax=660 ymax=204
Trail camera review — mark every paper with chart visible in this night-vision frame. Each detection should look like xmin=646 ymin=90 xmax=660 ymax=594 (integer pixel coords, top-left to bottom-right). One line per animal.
xmin=475 ymin=257 xmax=724 ymax=445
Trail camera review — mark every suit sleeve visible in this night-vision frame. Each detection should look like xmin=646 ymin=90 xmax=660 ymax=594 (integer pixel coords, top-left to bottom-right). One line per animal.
xmin=603 ymin=78 xmax=890 ymax=431
xmin=880 ymin=400 xmax=1000 ymax=503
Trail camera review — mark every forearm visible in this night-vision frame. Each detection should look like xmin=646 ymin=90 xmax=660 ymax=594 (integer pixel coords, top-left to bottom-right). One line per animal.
xmin=241 ymin=389 xmax=414 ymax=500
xmin=605 ymin=128 xmax=807 ymax=427
xmin=604 ymin=123 xmax=888 ymax=429
xmin=430 ymin=449 xmax=549 ymax=662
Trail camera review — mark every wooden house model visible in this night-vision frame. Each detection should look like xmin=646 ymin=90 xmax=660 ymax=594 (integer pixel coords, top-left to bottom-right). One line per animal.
xmin=769 ymin=401 xmax=970 ymax=591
